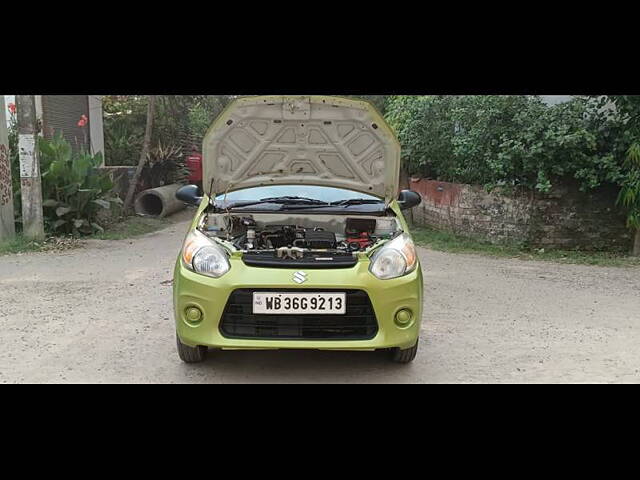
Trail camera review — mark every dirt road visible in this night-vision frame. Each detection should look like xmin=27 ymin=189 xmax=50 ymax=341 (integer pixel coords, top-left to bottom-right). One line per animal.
xmin=1 ymin=214 xmax=639 ymax=383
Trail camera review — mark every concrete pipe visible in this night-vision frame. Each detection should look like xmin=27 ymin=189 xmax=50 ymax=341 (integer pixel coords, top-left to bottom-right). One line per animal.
xmin=134 ymin=184 xmax=186 ymax=218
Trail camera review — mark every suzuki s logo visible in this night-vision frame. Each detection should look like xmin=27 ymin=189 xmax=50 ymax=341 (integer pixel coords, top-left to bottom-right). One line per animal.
xmin=293 ymin=271 xmax=308 ymax=284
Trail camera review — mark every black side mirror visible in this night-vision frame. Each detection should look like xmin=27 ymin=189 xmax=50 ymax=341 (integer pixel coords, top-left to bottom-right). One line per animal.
xmin=176 ymin=184 xmax=203 ymax=206
xmin=398 ymin=190 xmax=422 ymax=210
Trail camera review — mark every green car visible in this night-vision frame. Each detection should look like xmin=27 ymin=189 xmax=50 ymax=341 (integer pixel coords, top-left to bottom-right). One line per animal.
xmin=173 ymin=95 xmax=423 ymax=364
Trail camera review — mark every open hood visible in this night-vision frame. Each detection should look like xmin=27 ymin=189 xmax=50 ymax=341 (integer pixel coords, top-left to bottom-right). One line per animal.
xmin=202 ymin=96 xmax=401 ymax=204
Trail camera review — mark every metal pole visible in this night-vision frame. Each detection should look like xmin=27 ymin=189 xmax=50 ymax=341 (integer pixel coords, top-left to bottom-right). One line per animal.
xmin=0 ymin=96 xmax=16 ymax=241
xmin=16 ymin=95 xmax=44 ymax=241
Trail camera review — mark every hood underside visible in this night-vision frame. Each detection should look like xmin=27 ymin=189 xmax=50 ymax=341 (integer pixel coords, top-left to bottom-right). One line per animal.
xmin=202 ymin=96 xmax=401 ymax=203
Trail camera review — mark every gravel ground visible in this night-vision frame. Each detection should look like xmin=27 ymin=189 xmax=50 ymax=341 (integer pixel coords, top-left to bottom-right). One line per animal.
xmin=1 ymin=212 xmax=639 ymax=383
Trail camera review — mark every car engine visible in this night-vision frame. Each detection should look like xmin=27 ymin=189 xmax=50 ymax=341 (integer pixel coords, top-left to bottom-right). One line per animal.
xmin=199 ymin=213 xmax=400 ymax=268
xmin=202 ymin=215 xmax=398 ymax=255
xmin=229 ymin=219 xmax=374 ymax=253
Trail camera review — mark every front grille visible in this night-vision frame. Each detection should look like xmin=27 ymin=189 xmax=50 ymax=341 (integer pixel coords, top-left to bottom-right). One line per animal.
xmin=219 ymin=289 xmax=378 ymax=340
xmin=242 ymin=251 xmax=357 ymax=269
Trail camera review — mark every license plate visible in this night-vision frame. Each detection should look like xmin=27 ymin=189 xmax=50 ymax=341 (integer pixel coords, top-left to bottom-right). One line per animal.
xmin=252 ymin=292 xmax=346 ymax=315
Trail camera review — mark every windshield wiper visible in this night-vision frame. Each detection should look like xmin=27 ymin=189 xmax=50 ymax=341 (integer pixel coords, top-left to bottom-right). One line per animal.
xmin=282 ymin=198 xmax=385 ymax=211
xmin=260 ymin=196 xmax=329 ymax=205
xmin=330 ymin=199 xmax=384 ymax=206
xmin=216 ymin=196 xmax=330 ymax=210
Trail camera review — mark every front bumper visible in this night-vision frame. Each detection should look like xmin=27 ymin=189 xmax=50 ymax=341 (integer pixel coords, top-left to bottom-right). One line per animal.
xmin=174 ymin=256 xmax=423 ymax=351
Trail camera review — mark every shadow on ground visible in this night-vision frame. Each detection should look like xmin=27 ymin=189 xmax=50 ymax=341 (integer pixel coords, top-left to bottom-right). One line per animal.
xmin=175 ymin=348 xmax=417 ymax=384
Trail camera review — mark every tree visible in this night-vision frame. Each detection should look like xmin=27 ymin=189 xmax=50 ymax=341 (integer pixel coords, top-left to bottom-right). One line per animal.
xmin=386 ymin=95 xmax=639 ymax=254
xmin=622 ymin=143 xmax=640 ymax=255
xmin=603 ymin=96 xmax=640 ymax=255
xmin=123 ymin=96 xmax=157 ymax=214
xmin=385 ymin=95 xmax=622 ymax=193
xmin=346 ymin=95 xmax=389 ymax=116
xmin=103 ymin=95 xmax=234 ymax=167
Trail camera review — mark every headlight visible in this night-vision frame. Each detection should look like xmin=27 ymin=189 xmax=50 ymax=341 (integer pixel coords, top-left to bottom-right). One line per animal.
xmin=369 ymin=233 xmax=418 ymax=280
xmin=182 ymin=230 xmax=230 ymax=278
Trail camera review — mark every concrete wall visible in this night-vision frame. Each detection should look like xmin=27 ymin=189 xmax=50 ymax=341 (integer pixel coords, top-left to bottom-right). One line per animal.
xmin=410 ymin=178 xmax=632 ymax=251
xmin=88 ymin=95 xmax=105 ymax=160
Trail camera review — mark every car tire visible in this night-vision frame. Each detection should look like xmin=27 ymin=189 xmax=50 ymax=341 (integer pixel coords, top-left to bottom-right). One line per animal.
xmin=176 ymin=334 xmax=208 ymax=363
xmin=390 ymin=340 xmax=419 ymax=364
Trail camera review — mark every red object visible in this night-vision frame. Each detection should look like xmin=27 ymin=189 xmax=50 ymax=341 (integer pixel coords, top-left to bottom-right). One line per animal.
xmin=77 ymin=114 xmax=88 ymax=127
xmin=409 ymin=178 xmax=461 ymax=207
xmin=7 ymin=103 xmax=16 ymax=114
xmin=186 ymin=152 xmax=203 ymax=185
xmin=346 ymin=232 xmax=372 ymax=249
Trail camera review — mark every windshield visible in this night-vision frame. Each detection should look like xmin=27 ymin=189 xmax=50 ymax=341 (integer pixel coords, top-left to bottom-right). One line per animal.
xmin=215 ymin=185 xmax=381 ymax=204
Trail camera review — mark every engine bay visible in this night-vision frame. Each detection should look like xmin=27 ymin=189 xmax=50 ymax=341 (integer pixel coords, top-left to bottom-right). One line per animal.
xmin=198 ymin=212 xmax=400 ymax=266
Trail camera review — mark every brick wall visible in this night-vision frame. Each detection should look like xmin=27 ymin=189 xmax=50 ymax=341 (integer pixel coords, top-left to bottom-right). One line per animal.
xmin=410 ymin=178 xmax=632 ymax=251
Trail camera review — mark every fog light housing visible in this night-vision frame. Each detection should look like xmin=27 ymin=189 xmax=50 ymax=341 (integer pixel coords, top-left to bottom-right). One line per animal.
xmin=185 ymin=306 xmax=203 ymax=324
xmin=395 ymin=309 xmax=413 ymax=328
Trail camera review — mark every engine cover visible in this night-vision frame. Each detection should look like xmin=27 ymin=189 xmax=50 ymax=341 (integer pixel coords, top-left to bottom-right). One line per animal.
xmin=305 ymin=230 xmax=336 ymax=249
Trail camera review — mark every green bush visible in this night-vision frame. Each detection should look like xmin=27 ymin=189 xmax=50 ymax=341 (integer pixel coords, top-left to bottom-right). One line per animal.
xmin=142 ymin=142 xmax=189 ymax=189
xmin=103 ymin=96 xmax=148 ymax=167
xmin=103 ymin=95 xmax=232 ymax=191
xmin=385 ymin=95 xmax=629 ymax=193
xmin=39 ymin=133 xmax=122 ymax=235
xmin=104 ymin=121 xmax=143 ymax=167
xmin=603 ymin=96 xmax=640 ymax=231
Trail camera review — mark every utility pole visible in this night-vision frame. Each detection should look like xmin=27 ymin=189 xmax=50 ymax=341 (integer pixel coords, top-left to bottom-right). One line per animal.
xmin=0 ymin=96 xmax=16 ymax=242
xmin=16 ymin=95 xmax=44 ymax=241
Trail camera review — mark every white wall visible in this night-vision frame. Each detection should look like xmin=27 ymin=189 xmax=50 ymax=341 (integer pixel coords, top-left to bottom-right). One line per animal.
xmin=88 ymin=95 xmax=105 ymax=163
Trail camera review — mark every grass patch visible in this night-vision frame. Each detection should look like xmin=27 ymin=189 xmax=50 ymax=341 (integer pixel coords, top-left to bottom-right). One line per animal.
xmin=0 ymin=235 xmax=79 ymax=256
xmin=0 ymin=216 xmax=170 ymax=256
xmin=92 ymin=215 xmax=170 ymax=240
xmin=0 ymin=236 xmax=47 ymax=255
xmin=411 ymin=226 xmax=640 ymax=267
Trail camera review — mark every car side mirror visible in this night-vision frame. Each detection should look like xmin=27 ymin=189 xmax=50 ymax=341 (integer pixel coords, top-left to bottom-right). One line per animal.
xmin=176 ymin=184 xmax=203 ymax=206
xmin=398 ymin=190 xmax=422 ymax=210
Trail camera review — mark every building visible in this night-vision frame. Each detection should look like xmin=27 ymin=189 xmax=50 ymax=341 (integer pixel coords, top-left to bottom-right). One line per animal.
xmin=4 ymin=95 xmax=105 ymax=161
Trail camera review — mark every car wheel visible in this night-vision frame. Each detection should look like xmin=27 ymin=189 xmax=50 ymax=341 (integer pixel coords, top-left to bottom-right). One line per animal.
xmin=176 ymin=334 xmax=208 ymax=363
xmin=390 ymin=340 xmax=419 ymax=364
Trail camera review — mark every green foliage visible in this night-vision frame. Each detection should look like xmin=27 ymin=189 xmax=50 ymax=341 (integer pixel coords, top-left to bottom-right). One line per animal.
xmin=155 ymin=95 xmax=232 ymax=144
xmin=187 ymin=102 xmax=214 ymax=138
xmin=603 ymin=96 xmax=640 ymax=230
xmin=184 ymin=96 xmax=233 ymax=139
xmin=103 ymin=95 xmax=149 ymax=167
xmin=385 ymin=95 xmax=457 ymax=179
xmin=142 ymin=142 xmax=188 ymax=189
xmin=0 ymin=235 xmax=45 ymax=255
xmin=104 ymin=121 xmax=143 ymax=167
xmin=39 ymin=133 xmax=121 ymax=235
xmin=103 ymin=95 xmax=233 ymax=190
xmin=345 ymin=95 xmax=390 ymax=116
xmin=385 ymin=95 xmax=629 ymax=194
